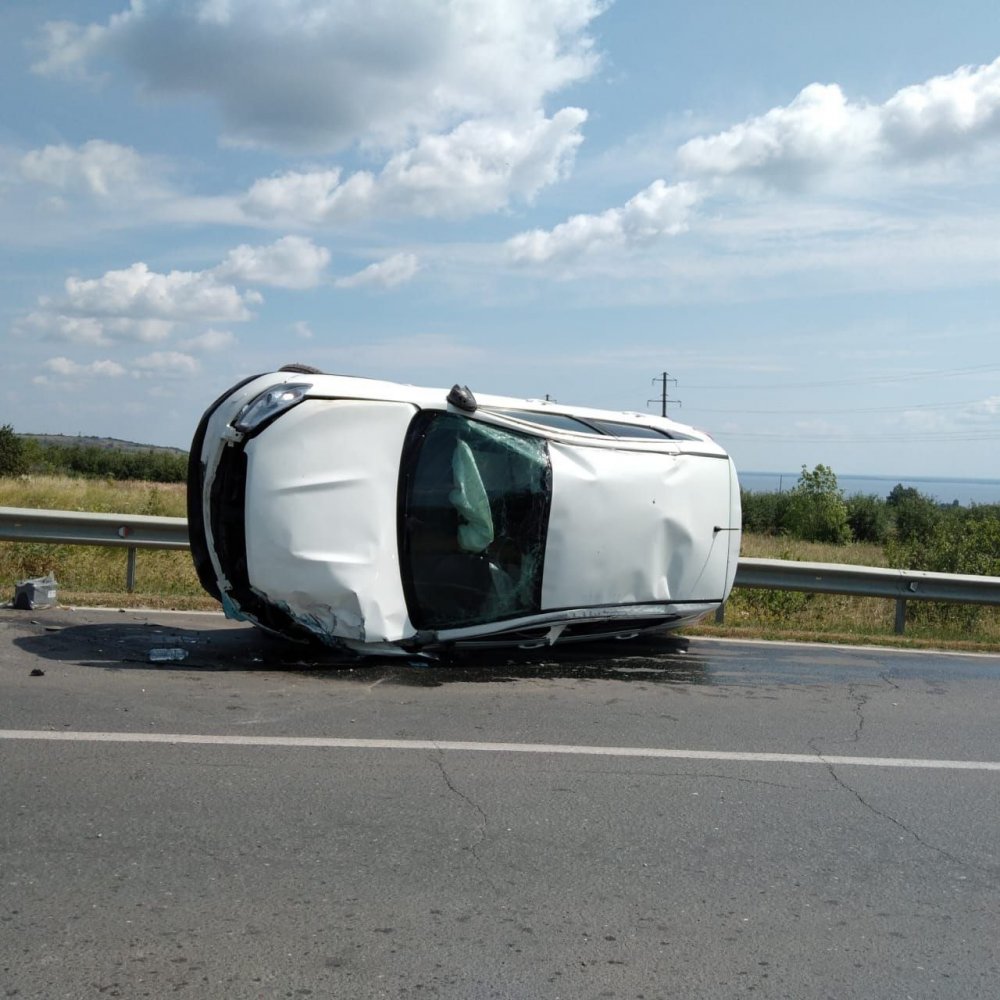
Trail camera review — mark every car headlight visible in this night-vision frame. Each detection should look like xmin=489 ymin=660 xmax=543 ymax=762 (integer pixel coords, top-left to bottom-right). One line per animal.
xmin=233 ymin=383 xmax=312 ymax=434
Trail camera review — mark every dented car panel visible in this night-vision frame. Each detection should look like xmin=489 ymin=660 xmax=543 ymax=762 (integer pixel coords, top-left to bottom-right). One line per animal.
xmin=243 ymin=399 xmax=417 ymax=645
xmin=187 ymin=370 xmax=741 ymax=654
xmin=543 ymin=443 xmax=735 ymax=610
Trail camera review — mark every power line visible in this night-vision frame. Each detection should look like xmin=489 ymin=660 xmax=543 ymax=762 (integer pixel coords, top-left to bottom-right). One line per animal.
xmin=721 ymin=429 xmax=999 ymax=443
xmin=694 ymin=398 xmax=988 ymax=416
xmin=685 ymin=362 xmax=1000 ymax=391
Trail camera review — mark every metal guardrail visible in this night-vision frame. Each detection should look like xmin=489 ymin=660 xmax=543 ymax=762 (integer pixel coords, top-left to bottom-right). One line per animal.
xmin=732 ymin=558 xmax=1000 ymax=634
xmin=1 ymin=506 xmax=998 ymax=631
xmin=0 ymin=506 xmax=188 ymax=593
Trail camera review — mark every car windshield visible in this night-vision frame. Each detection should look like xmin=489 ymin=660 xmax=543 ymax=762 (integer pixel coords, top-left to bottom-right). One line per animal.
xmin=399 ymin=412 xmax=552 ymax=629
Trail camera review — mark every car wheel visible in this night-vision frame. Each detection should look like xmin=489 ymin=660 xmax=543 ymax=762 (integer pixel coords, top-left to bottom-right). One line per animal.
xmin=278 ymin=363 xmax=325 ymax=374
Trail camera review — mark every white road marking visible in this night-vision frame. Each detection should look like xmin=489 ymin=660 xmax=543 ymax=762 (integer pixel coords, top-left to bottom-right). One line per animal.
xmin=1 ymin=729 xmax=998 ymax=771
xmin=696 ymin=634 xmax=1000 ymax=660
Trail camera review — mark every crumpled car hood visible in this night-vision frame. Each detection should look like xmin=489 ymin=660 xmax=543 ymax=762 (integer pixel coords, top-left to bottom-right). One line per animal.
xmin=242 ymin=398 xmax=417 ymax=644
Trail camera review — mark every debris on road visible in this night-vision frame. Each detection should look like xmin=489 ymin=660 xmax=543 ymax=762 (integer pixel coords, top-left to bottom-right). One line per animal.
xmin=148 ymin=647 xmax=189 ymax=663
xmin=13 ymin=574 xmax=58 ymax=611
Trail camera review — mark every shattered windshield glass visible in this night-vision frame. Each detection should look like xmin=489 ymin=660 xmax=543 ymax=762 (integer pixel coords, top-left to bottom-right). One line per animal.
xmin=399 ymin=412 xmax=552 ymax=629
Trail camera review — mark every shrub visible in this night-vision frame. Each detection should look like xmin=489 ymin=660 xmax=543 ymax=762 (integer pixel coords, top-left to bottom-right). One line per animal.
xmin=887 ymin=484 xmax=942 ymax=543
xmin=785 ymin=464 xmax=851 ymax=545
xmin=741 ymin=488 xmax=792 ymax=535
xmin=887 ymin=508 xmax=1000 ymax=630
xmin=846 ymin=493 xmax=891 ymax=544
xmin=23 ymin=439 xmax=188 ymax=483
xmin=0 ymin=425 xmax=27 ymax=478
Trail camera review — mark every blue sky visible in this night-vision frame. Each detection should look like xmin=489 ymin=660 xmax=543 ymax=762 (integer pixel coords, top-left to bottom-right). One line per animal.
xmin=2 ymin=1 xmax=1000 ymax=481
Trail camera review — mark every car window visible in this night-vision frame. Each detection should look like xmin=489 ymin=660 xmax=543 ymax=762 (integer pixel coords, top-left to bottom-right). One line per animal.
xmin=585 ymin=418 xmax=675 ymax=439
xmin=488 ymin=408 xmax=605 ymax=435
xmin=489 ymin=408 xmax=698 ymax=441
xmin=399 ymin=412 xmax=552 ymax=630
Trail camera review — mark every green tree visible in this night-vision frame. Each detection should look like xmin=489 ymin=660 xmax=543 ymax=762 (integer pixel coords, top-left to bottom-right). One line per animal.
xmin=887 ymin=483 xmax=942 ymax=542
xmin=845 ymin=493 xmax=890 ymax=544
xmin=740 ymin=488 xmax=792 ymax=535
xmin=0 ymin=424 xmax=27 ymax=477
xmin=785 ymin=464 xmax=851 ymax=544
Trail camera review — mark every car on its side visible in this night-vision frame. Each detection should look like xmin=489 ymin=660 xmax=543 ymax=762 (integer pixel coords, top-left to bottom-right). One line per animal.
xmin=188 ymin=367 xmax=741 ymax=654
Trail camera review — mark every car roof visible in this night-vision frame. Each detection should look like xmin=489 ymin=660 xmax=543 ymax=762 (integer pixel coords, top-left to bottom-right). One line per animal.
xmin=276 ymin=371 xmax=726 ymax=455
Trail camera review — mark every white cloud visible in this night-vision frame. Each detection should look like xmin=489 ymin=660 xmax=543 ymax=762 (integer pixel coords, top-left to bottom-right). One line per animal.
xmin=32 ymin=20 xmax=106 ymax=80
xmin=17 ymin=258 xmax=261 ymax=347
xmin=335 ymin=253 xmax=420 ymax=290
xmin=959 ymin=395 xmax=1000 ymax=423
xmin=881 ymin=59 xmax=1000 ymax=158
xmin=14 ymin=311 xmax=175 ymax=346
xmin=132 ymin=351 xmax=201 ymax=376
xmin=677 ymin=55 xmax=1000 ymax=187
xmin=379 ymin=110 xmax=587 ymax=214
xmin=179 ymin=329 xmax=237 ymax=352
xmin=242 ymin=109 xmax=587 ymax=223
xmin=43 ymin=356 xmax=127 ymax=378
xmin=503 ymin=56 xmax=1000 ymax=275
xmin=898 ymin=394 xmax=1000 ymax=434
xmin=242 ymin=169 xmax=355 ymax=222
xmin=507 ymin=180 xmax=700 ymax=262
xmin=34 ymin=0 xmax=605 ymax=152
xmin=61 ymin=262 xmax=260 ymax=322
xmin=19 ymin=140 xmax=167 ymax=199
xmin=215 ymin=235 xmax=330 ymax=288
xmin=292 ymin=321 xmax=314 ymax=340
xmin=14 ymin=235 xmax=333 ymax=357
xmin=16 ymin=313 xmax=107 ymax=346
xmin=972 ymin=395 xmax=1000 ymax=416
xmin=677 ymin=84 xmax=877 ymax=185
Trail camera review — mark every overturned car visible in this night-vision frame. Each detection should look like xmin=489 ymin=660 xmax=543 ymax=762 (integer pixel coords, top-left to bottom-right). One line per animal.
xmin=188 ymin=368 xmax=741 ymax=654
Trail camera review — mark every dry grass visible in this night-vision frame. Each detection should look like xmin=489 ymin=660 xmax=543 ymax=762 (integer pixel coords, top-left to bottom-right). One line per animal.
xmin=2 ymin=477 xmax=998 ymax=648
xmin=686 ymin=533 xmax=1000 ymax=652
xmin=0 ymin=475 xmax=187 ymax=516
xmin=1 ymin=476 xmax=213 ymax=610
xmin=739 ymin=534 xmax=889 ymax=566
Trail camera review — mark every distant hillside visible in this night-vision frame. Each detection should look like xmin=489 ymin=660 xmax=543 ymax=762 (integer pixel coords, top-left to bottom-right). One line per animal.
xmin=10 ymin=433 xmax=189 ymax=482
xmin=18 ymin=433 xmax=187 ymax=457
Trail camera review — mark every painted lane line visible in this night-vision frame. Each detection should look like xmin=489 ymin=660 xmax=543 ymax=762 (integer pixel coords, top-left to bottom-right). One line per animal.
xmin=1 ymin=729 xmax=999 ymax=772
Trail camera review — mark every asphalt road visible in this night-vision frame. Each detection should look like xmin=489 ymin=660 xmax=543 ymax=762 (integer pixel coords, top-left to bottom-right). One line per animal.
xmin=2 ymin=607 xmax=999 ymax=999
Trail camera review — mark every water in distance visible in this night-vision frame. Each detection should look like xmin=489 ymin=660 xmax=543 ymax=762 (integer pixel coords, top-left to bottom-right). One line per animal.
xmin=739 ymin=471 xmax=1000 ymax=507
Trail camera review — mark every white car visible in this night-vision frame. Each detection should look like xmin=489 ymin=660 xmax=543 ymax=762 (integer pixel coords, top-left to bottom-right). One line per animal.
xmin=188 ymin=367 xmax=741 ymax=654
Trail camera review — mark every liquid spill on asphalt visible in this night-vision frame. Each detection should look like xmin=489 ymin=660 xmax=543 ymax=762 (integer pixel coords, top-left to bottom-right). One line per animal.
xmin=7 ymin=609 xmax=1000 ymax=690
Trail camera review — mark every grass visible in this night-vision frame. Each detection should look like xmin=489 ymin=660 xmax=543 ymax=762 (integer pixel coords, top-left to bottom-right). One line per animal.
xmin=0 ymin=476 xmax=188 ymax=516
xmin=685 ymin=532 xmax=1000 ymax=653
xmin=2 ymin=476 xmax=998 ymax=650
xmin=0 ymin=476 xmax=214 ymax=610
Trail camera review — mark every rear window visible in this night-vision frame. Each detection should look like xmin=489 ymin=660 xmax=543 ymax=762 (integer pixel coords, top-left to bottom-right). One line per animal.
xmin=398 ymin=413 xmax=552 ymax=630
xmin=489 ymin=408 xmax=699 ymax=441
xmin=585 ymin=419 xmax=673 ymax=439
xmin=490 ymin=409 xmax=604 ymax=435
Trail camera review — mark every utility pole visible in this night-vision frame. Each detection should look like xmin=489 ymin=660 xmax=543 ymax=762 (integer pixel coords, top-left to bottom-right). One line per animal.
xmin=648 ymin=371 xmax=680 ymax=417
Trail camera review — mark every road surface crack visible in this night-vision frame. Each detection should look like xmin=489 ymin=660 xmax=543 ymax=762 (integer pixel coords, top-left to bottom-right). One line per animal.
xmin=847 ymin=684 xmax=868 ymax=742
xmin=807 ymin=687 xmax=997 ymax=880
xmin=815 ymin=750 xmax=996 ymax=879
xmin=432 ymin=752 xmax=495 ymax=885
xmin=809 ymin=712 xmax=997 ymax=880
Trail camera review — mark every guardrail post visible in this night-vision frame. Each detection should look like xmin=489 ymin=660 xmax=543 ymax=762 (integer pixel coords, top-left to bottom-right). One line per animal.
xmin=894 ymin=598 xmax=907 ymax=635
xmin=715 ymin=603 xmax=725 ymax=624
xmin=126 ymin=546 xmax=137 ymax=593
